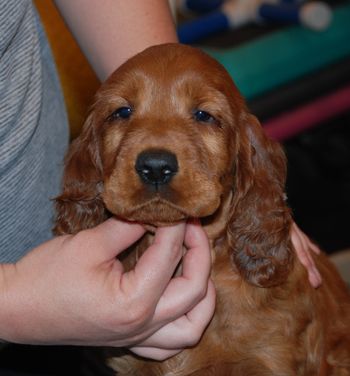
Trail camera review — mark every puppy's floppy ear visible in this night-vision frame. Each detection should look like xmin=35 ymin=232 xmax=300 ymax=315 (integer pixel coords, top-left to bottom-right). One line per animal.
xmin=54 ymin=113 xmax=108 ymax=235
xmin=227 ymin=113 xmax=293 ymax=287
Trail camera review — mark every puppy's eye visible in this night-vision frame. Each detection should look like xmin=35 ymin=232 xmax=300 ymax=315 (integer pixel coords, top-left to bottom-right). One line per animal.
xmin=107 ymin=106 xmax=132 ymax=121
xmin=193 ymin=110 xmax=216 ymax=124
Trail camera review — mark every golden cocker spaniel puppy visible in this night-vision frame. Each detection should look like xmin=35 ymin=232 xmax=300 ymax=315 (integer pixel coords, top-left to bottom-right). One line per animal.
xmin=55 ymin=44 xmax=350 ymax=375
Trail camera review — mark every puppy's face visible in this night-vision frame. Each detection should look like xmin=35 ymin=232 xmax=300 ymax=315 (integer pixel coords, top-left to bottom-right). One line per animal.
xmin=91 ymin=44 xmax=244 ymax=225
xmin=56 ymin=44 xmax=291 ymax=286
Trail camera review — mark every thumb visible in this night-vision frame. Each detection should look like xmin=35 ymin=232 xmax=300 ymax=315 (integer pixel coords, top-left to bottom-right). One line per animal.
xmin=85 ymin=217 xmax=146 ymax=260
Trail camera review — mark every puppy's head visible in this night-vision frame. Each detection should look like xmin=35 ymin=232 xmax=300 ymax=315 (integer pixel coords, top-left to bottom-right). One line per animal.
xmin=101 ymin=44 xmax=247 ymax=226
xmin=55 ymin=44 xmax=293 ymax=287
xmin=55 ymin=44 xmax=243 ymax=229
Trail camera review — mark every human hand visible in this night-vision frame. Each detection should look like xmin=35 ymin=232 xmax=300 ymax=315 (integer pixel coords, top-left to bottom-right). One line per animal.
xmin=291 ymin=222 xmax=322 ymax=288
xmin=0 ymin=218 xmax=215 ymax=360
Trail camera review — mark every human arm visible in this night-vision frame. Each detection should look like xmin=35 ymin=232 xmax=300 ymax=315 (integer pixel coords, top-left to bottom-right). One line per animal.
xmin=0 ymin=218 xmax=215 ymax=360
xmin=53 ymin=0 xmax=178 ymax=81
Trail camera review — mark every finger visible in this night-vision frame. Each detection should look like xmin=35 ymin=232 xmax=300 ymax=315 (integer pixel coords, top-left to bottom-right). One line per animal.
xmin=130 ymin=346 xmax=182 ymax=361
xmin=309 ymin=241 xmax=321 ymax=255
xmin=291 ymin=224 xmax=322 ymax=288
xmin=308 ymin=267 xmax=322 ymax=288
xmin=292 ymin=231 xmax=312 ymax=267
xmin=153 ymin=222 xmax=211 ymax=320
xmin=121 ymin=223 xmax=186 ymax=303
xmin=293 ymin=223 xmax=320 ymax=254
xmin=298 ymin=237 xmax=322 ymax=286
xmin=295 ymin=230 xmax=322 ymax=287
xmin=183 ymin=220 xmax=212 ymax=283
xmin=134 ymin=280 xmax=216 ymax=350
xmin=85 ymin=217 xmax=146 ymax=260
xmin=186 ymin=279 xmax=216 ymax=324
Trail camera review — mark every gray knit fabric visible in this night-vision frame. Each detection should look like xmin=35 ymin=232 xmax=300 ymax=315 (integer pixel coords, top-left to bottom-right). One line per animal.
xmin=0 ymin=0 xmax=69 ymax=262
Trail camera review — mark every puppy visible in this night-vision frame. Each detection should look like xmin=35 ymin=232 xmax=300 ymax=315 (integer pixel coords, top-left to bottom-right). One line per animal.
xmin=55 ymin=44 xmax=350 ymax=375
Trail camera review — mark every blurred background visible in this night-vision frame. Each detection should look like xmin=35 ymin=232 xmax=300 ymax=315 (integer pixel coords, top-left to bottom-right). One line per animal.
xmin=0 ymin=0 xmax=349 ymax=374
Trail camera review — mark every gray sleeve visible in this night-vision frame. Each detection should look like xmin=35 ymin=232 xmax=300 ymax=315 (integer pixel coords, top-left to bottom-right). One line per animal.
xmin=0 ymin=0 xmax=69 ymax=262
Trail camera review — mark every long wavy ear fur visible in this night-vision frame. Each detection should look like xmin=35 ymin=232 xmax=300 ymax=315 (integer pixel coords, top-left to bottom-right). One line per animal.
xmin=53 ymin=113 xmax=108 ymax=235
xmin=227 ymin=113 xmax=294 ymax=287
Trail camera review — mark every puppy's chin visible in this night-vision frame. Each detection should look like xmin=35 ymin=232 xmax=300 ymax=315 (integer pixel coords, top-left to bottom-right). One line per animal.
xmin=118 ymin=202 xmax=189 ymax=228
xmin=105 ymin=195 xmax=222 ymax=229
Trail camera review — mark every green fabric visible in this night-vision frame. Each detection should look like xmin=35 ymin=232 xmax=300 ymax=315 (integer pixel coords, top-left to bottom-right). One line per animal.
xmin=206 ymin=4 xmax=350 ymax=100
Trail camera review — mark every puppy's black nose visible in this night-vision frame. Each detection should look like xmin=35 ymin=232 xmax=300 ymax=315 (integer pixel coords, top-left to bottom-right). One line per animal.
xmin=135 ymin=149 xmax=178 ymax=186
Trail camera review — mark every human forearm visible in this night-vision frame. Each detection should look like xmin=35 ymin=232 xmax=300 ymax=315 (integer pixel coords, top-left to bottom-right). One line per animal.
xmin=53 ymin=0 xmax=178 ymax=81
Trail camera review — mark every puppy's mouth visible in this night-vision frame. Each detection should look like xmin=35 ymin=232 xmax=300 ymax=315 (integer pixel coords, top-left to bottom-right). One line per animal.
xmin=103 ymin=177 xmax=223 ymax=227
xmin=114 ymin=196 xmax=191 ymax=227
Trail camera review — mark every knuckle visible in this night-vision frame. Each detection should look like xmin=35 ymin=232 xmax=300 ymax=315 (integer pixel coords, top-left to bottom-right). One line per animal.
xmin=183 ymin=326 xmax=203 ymax=347
xmin=194 ymin=283 xmax=208 ymax=301
xmin=117 ymin=300 xmax=154 ymax=331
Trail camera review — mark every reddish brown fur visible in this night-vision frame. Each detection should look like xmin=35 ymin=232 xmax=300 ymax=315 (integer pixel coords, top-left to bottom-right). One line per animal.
xmin=54 ymin=44 xmax=350 ymax=375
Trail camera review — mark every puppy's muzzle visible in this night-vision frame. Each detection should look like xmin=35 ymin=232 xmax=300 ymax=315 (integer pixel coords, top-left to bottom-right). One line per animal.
xmin=135 ymin=149 xmax=178 ymax=188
